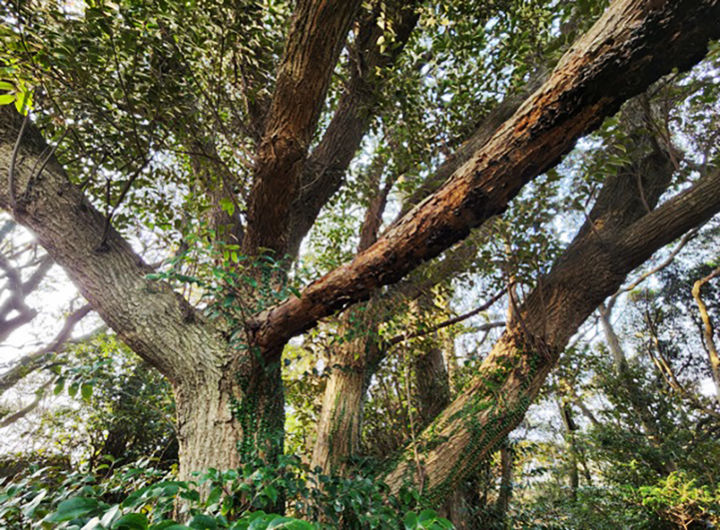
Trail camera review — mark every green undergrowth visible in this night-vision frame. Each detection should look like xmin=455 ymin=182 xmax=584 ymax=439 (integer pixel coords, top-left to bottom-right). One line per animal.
xmin=0 ymin=455 xmax=453 ymax=529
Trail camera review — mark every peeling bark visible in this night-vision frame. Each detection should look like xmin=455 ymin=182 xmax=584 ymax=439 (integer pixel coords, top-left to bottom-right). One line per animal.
xmin=251 ymin=0 xmax=720 ymax=353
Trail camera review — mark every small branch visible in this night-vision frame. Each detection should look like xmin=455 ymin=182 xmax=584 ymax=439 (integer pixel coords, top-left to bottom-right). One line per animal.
xmin=0 ymin=304 xmax=93 ymax=396
xmin=0 ymin=380 xmax=50 ymax=428
xmin=387 ymin=290 xmax=505 ymax=347
xmin=7 ymin=112 xmax=30 ymax=211
xmin=607 ymin=228 xmax=697 ymax=312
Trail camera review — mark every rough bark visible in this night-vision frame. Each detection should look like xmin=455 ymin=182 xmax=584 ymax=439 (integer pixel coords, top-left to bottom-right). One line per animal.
xmin=310 ymin=168 xmax=389 ymax=472
xmin=0 ymin=106 xmax=279 ymax=482
xmin=394 ymin=74 xmax=545 ymax=221
xmin=414 ymin=342 xmax=452 ymax=428
xmin=243 ymin=0 xmax=363 ymax=255
xmin=287 ymin=1 xmax=420 ymax=257
xmin=310 ymin=320 xmax=380 ymax=473
xmin=250 ymin=0 xmax=720 ymax=354
xmin=382 ymin=164 xmax=720 ymax=500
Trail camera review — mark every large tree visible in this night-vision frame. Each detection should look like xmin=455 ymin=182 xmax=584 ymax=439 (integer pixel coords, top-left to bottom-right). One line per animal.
xmin=1 ymin=0 xmax=720 ymax=505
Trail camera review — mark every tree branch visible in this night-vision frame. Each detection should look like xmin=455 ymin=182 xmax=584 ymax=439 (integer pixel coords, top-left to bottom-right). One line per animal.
xmin=250 ymin=0 xmax=720 ymax=354
xmin=692 ymin=264 xmax=720 ymax=400
xmin=243 ymin=0 xmax=363 ymax=255
xmin=0 ymin=105 xmax=230 ymax=385
xmin=0 ymin=380 xmax=50 ymax=429
xmin=286 ymin=1 xmax=421 ymax=256
xmin=382 ymin=154 xmax=720 ymax=501
xmin=0 ymin=304 xmax=93 ymax=396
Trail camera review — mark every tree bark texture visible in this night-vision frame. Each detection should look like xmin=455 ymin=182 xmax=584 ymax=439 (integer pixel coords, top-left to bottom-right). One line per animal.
xmin=1 ymin=0 xmax=720 ymax=490
xmin=0 ymin=106 xmax=281 ymax=482
xmin=243 ymin=0 xmax=362 ymax=256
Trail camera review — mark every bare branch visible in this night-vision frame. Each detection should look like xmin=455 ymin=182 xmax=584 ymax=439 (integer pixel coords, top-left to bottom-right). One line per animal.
xmin=0 ymin=381 xmax=50 ymax=429
xmin=692 ymin=264 xmax=720 ymax=401
xmin=387 ymin=290 xmax=505 ymax=347
xmin=0 ymin=304 xmax=93 ymax=396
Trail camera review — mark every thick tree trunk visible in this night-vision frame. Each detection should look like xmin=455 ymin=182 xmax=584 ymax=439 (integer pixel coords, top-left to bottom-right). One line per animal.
xmin=175 ymin=359 xmax=284 ymax=481
xmin=311 ymin=305 xmax=380 ymax=473
xmin=0 ymin=106 xmax=285 ymax=483
xmin=311 ymin=350 xmax=368 ymax=473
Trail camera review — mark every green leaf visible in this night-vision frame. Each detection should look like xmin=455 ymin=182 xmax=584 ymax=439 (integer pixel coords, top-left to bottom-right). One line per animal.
xmin=189 ymin=514 xmax=217 ymax=529
xmin=403 ymin=512 xmax=419 ymax=529
xmin=53 ymin=377 xmax=65 ymax=395
xmin=81 ymin=382 xmax=93 ymax=402
xmin=113 ymin=512 xmax=149 ymax=529
xmin=262 ymin=485 xmax=278 ymax=504
xmin=101 ymin=504 xmax=122 ymax=527
xmin=14 ymin=89 xmax=32 ymax=114
xmin=265 ymin=517 xmax=314 ymax=529
xmin=150 ymin=523 xmax=192 ymax=530
xmin=205 ymin=486 xmax=222 ymax=507
xmin=46 ymin=497 xmax=100 ymax=522
xmin=0 ymin=93 xmax=15 ymax=105
xmin=219 ymin=197 xmax=235 ymax=216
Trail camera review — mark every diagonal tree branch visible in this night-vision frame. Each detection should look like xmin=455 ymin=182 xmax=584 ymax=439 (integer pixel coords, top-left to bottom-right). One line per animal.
xmin=0 ymin=303 xmax=93 ymax=396
xmin=0 ymin=106 xmax=230 ymax=386
xmin=382 ymin=159 xmax=720 ymax=501
xmin=249 ymin=0 xmax=720 ymax=354
xmin=0 ymin=380 xmax=50 ymax=429
xmin=286 ymin=1 xmax=421 ymax=256
xmin=243 ymin=0 xmax=364 ymax=255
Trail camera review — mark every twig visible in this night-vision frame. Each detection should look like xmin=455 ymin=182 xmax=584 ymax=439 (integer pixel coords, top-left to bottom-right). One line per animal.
xmin=607 ymin=228 xmax=697 ymax=312
xmin=0 ymin=381 xmax=51 ymax=429
xmin=8 ymin=112 xmax=30 ymax=211
xmin=387 ymin=290 xmax=505 ymax=347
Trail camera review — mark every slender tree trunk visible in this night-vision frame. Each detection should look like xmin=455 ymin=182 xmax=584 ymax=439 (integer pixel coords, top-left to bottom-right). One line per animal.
xmin=311 ymin=158 xmax=391 ymax=473
xmin=598 ymin=303 xmax=675 ymax=474
xmin=558 ymin=400 xmax=579 ymax=502
xmin=692 ymin=267 xmax=720 ymax=401
xmin=311 ymin=315 xmax=379 ymax=473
